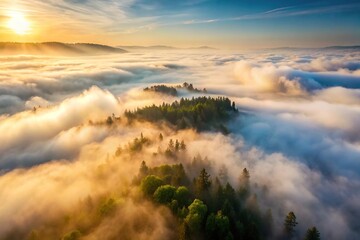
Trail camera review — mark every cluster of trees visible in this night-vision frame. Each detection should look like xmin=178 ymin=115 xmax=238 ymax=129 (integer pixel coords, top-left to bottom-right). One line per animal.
xmin=164 ymin=138 xmax=186 ymax=159
xmin=137 ymin=161 xmax=321 ymax=240
xmin=283 ymin=212 xmax=320 ymax=240
xmin=115 ymin=133 xmax=187 ymax=160
xmin=125 ymin=96 xmax=238 ymax=132
xmin=24 ymin=131 xmax=321 ymax=240
xmin=115 ymin=133 xmax=151 ymax=155
xmin=137 ymin=162 xmax=257 ymax=239
xmin=176 ymin=82 xmax=207 ymax=93
xmin=144 ymin=85 xmax=178 ymax=96
xmin=143 ymin=82 xmax=207 ymax=97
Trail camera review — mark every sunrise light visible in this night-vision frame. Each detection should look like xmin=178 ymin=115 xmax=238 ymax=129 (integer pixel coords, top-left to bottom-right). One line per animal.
xmin=7 ymin=11 xmax=31 ymax=35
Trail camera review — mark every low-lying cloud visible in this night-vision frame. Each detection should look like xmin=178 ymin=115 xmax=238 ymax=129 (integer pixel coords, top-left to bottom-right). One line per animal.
xmin=234 ymin=59 xmax=360 ymax=95
xmin=0 ymin=48 xmax=360 ymax=239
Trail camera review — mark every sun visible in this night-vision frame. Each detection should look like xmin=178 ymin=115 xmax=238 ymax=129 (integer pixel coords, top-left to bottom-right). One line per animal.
xmin=7 ymin=11 xmax=31 ymax=35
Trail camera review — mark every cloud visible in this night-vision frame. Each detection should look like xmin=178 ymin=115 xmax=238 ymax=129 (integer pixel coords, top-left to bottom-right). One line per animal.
xmin=0 ymin=0 xmax=131 ymax=31
xmin=0 ymin=95 xmax=24 ymax=114
xmin=0 ymin=49 xmax=360 ymax=239
xmin=25 ymin=96 xmax=50 ymax=109
xmin=233 ymin=60 xmax=308 ymax=95
xmin=0 ymin=86 xmax=119 ymax=169
xmin=0 ymin=135 xmax=176 ymax=239
xmin=179 ymin=3 xmax=360 ymax=26
xmin=233 ymin=59 xmax=360 ymax=94
xmin=0 ymin=53 xmax=188 ymax=114
xmin=314 ymin=87 xmax=360 ymax=105
xmin=304 ymin=56 xmax=360 ymax=72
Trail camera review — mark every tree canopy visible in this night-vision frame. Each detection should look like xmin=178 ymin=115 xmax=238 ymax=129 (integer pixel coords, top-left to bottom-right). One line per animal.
xmin=141 ymin=175 xmax=164 ymax=197
xmin=304 ymin=227 xmax=321 ymax=240
xmin=185 ymin=199 xmax=208 ymax=232
xmin=284 ymin=211 xmax=298 ymax=237
xmin=125 ymin=96 xmax=238 ymax=132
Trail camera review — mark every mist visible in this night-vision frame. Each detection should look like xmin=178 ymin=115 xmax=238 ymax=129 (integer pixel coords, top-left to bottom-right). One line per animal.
xmin=0 ymin=48 xmax=360 ymax=239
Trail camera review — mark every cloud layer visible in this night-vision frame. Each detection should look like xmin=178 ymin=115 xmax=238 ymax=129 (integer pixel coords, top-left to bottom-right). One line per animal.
xmin=0 ymin=48 xmax=360 ymax=239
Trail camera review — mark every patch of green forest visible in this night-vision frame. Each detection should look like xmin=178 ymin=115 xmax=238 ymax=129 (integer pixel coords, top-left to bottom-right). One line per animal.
xmin=122 ymin=135 xmax=321 ymax=240
xmin=144 ymin=85 xmax=178 ymax=96
xmin=125 ymin=96 xmax=237 ymax=132
xmin=23 ymin=133 xmax=321 ymax=240
xmin=135 ymin=162 xmax=319 ymax=240
xmin=58 ymin=95 xmax=321 ymax=240
xmin=143 ymin=82 xmax=207 ymax=96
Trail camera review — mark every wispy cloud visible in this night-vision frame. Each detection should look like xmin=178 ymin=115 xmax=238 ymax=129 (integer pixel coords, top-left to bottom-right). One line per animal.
xmin=181 ymin=3 xmax=360 ymax=26
xmin=0 ymin=0 xmax=359 ymax=45
xmin=0 ymin=0 xmax=193 ymax=35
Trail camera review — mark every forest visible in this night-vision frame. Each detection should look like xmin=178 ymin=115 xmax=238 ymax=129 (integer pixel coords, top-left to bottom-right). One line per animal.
xmin=5 ymin=96 xmax=320 ymax=240
xmin=143 ymin=82 xmax=207 ymax=96
xmin=1 ymin=1 xmax=358 ymax=239
xmin=124 ymin=96 xmax=237 ymax=132
xmin=110 ymin=96 xmax=321 ymax=240
xmin=131 ymin=136 xmax=321 ymax=240
xmin=46 ymin=131 xmax=321 ymax=240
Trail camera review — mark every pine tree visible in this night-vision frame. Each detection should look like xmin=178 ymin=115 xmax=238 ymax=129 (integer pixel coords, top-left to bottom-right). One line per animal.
xmin=242 ymin=168 xmax=250 ymax=180
xmin=304 ymin=227 xmax=320 ymax=240
xmin=284 ymin=211 xmax=298 ymax=237
xmin=106 ymin=116 xmax=113 ymax=125
xmin=180 ymin=140 xmax=186 ymax=150
xmin=169 ymin=139 xmax=174 ymax=151
xmin=175 ymin=139 xmax=180 ymax=151
xmin=239 ymin=168 xmax=250 ymax=200
xmin=195 ymin=168 xmax=212 ymax=197
xmin=218 ymin=165 xmax=228 ymax=185
xmin=139 ymin=161 xmax=148 ymax=176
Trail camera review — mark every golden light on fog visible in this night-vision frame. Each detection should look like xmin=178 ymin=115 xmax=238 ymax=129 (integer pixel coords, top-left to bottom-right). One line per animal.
xmin=7 ymin=11 xmax=31 ymax=35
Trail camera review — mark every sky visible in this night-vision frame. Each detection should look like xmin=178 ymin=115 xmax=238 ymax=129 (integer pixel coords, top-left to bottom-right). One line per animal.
xmin=0 ymin=0 xmax=359 ymax=49
xmin=1 ymin=1 xmax=360 ymax=239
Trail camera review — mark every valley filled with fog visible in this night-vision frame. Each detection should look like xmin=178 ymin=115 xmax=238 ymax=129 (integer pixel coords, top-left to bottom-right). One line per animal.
xmin=0 ymin=48 xmax=360 ymax=240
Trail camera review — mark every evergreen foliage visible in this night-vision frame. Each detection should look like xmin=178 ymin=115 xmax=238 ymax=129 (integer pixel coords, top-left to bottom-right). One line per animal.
xmin=136 ymin=161 xmax=276 ymax=240
xmin=143 ymin=82 xmax=207 ymax=96
xmin=141 ymin=175 xmax=164 ymax=197
xmin=284 ymin=211 xmax=298 ymax=237
xmin=144 ymin=85 xmax=178 ymax=96
xmin=304 ymin=227 xmax=321 ymax=240
xmin=125 ymin=96 xmax=238 ymax=131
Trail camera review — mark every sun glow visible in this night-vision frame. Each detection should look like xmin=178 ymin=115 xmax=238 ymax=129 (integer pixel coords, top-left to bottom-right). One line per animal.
xmin=7 ymin=11 xmax=31 ymax=35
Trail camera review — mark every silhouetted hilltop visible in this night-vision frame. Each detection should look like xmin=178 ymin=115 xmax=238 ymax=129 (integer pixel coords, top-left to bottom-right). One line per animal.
xmin=119 ymin=45 xmax=176 ymax=50
xmin=118 ymin=45 xmax=217 ymax=51
xmin=323 ymin=45 xmax=360 ymax=50
xmin=267 ymin=45 xmax=360 ymax=51
xmin=0 ymin=42 xmax=127 ymax=55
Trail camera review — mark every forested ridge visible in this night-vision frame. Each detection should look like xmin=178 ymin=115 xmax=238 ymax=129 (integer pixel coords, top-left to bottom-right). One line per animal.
xmin=143 ymin=82 xmax=207 ymax=96
xmin=21 ymin=96 xmax=320 ymax=240
xmin=119 ymin=96 xmax=320 ymax=240
xmin=125 ymin=96 xmax=237 ymax=132
xmin=132 ymin=137 xmax=320 ymax=240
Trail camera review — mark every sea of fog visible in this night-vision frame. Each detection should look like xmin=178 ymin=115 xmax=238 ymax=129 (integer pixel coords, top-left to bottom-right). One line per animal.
xmin=0 ymin=49 xmax=359 ymax=239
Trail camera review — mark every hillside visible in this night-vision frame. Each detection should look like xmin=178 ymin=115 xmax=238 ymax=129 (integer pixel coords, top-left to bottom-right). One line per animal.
xmin=0 ymin=42 xmax=127 ymax=55
xmin=118 ymin=45 xmax=217 ymax=51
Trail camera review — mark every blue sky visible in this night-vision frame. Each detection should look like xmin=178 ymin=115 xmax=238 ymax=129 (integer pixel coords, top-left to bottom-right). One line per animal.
xmin=0 ymin=0 xmax=359 ymax=48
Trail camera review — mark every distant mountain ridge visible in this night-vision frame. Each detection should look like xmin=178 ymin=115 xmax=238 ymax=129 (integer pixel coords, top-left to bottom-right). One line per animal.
xmin=267 ymin=45 xmax=360 ymax=51
xmin=0 ymin=42 xmax=127 ymax=55
xmin=118 ymin=45 xmax=217 ymax=50
xmin=323 ymin=45 xmax=360 ymax=50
